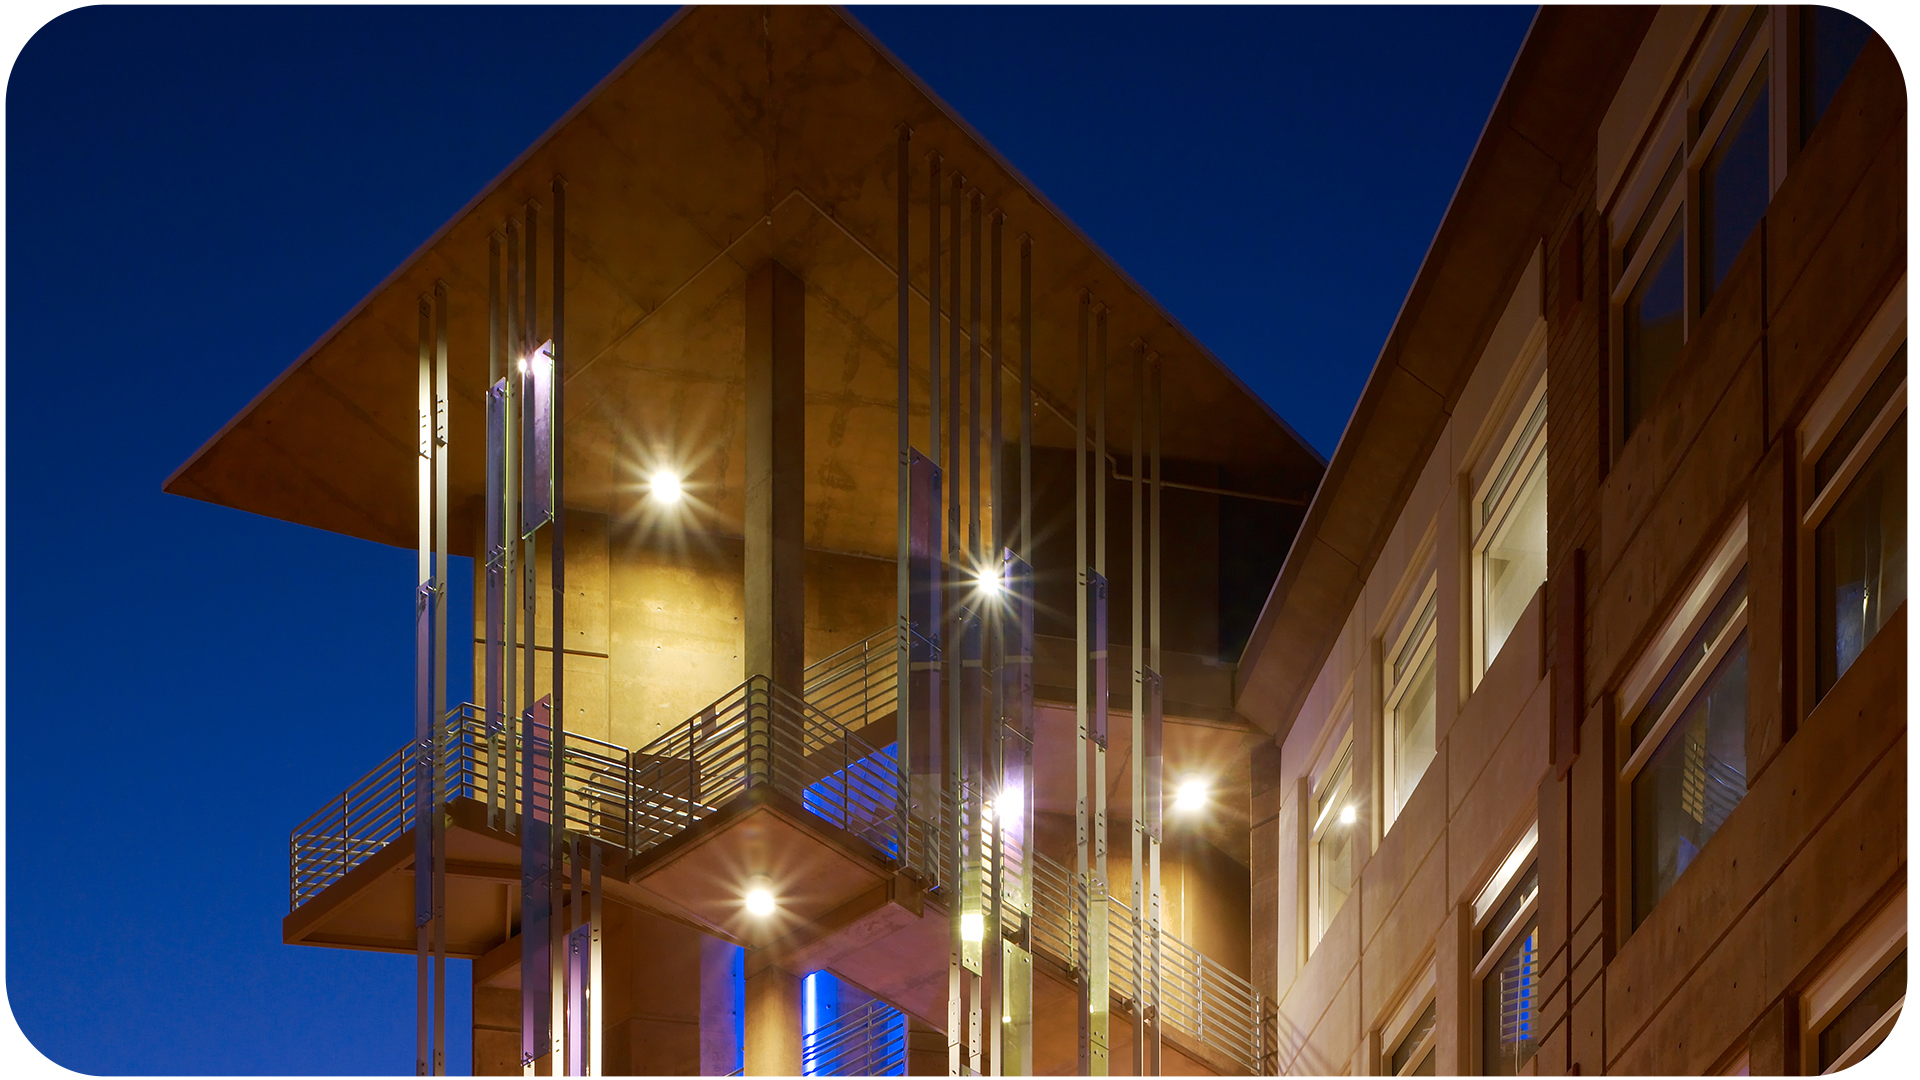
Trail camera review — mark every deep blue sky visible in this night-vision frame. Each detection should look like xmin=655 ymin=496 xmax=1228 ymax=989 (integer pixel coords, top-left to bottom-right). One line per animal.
xmin=5 ymin=5 xmax=1531 ymax=1073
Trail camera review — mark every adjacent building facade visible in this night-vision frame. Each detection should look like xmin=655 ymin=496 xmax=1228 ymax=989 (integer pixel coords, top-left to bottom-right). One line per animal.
xmin=1238 ymin=5 xmax=1905 ymax=1076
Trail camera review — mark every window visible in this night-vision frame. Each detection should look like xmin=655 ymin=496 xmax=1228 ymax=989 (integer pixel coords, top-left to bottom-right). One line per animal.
xmin=1801 ymin=6 xmax=1875 ymax=142
xmin=1383 ymin=584 xmax=1438 ymax=824
xmin=1474 ymin=828 xmax=1539 ymax=1076
xmin=1617 ymin=522 xmax=1750 ymax=929
xmin=1474 ymin=381 xmax=1549 ymax=679
xmin=1803 ymin=330 xmax=1906 ymax=701
xmin=1801 ymin=890 xmax=1905 ymax=1074
xmin=1307 ymin=741 xmax=1356 ymax=953
xmin=1612 ymin=7 xmax=1783 ymax=445
xmin=1387 ymin=997 xmax=1438 ymax=1077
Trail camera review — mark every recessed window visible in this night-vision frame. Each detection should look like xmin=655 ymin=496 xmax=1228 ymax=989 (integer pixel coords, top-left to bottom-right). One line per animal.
xmin=1475 ymin=384 xmax=1549 ymax=679
xmin=1801 ymin=6 xmax=1875 ymax=141
xmin=1801 ymin=891 xmax=1906 ymax=1075
xmin=1611 ymin=7 xmax=1782 ymax=446
xmin=1388 ymin=998 xmax=1438 ymax=1076
xmin=1625 ymin=568 xmax=1750 ymax=928
xmin=1308 ymin=742 xmax=1356 ymax=953
xmin=1808 ymin=345 xmax=1907 ymax=700
xmin=1700 ymin=57 xmax=1770 ymax=309
xmin=1475 ymin=843 xmax=1540 ymax=1076
xmin=1384 ymin=587 xmax=1439 ymax=824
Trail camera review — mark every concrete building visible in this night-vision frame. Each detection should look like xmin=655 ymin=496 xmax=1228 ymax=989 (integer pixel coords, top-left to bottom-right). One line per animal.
xmin=169 ymin=5 xmax=1315 ymax=1077
xmin=1237 ymin=5 xmax=1905 ymax=1076
xmin=168 ymin=5 xmax=1904 ymax=1077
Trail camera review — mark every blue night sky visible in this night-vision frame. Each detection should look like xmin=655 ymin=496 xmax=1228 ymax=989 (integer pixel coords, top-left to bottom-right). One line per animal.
xmin=4 ymin=5 xmax=1531 ymax=1074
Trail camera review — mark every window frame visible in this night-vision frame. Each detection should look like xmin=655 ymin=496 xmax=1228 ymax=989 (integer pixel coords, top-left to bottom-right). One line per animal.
xmin=1614 ymin=511 xmax=1751 ymax=938
xmin=1471 ymin=824 xmax=1541 ymax=1076
xmin=1382 ymin=575 xmax=1440 ymax=828
xmin=1799 ymin=887 xmax=1907 ymax=1075
xmin=1796 ymin=277 xmax=1907 ymax=709
xmin=1471 ymin=374 xmax=1550 ymax=685
xmin=1306 ymin=726 xmax=1356 ymax=956
xmin=1380 ymin=960 xmax=1439 ymax=1077
xmin=1608 ymin=6 xmax=1791 ymax=456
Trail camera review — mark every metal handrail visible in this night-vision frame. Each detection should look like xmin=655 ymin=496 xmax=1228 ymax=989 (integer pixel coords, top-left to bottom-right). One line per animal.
xmin=802 ymin=997 xmax=907 ymax=1076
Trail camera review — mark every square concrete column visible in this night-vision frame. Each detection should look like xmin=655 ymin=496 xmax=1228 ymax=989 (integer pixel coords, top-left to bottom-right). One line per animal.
xmin=744 ymin=260 xmax=806 ymax=700
xmin=743 ymin=958 xmax=804 ymax=1076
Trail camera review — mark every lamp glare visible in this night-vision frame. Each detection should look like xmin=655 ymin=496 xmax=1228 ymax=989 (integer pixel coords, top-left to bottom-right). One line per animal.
xmin=960 ymin=912 xmax=984 ymax=942
xmin=744 ymin=881 xmax=776 ymax=917
xmin=651 ymin=470 xmax=684 ymax=504
xmin=1339 ymin=804 xmax=1357 ymax=825
xmin=1174 ymin=777 xmax=1210 ymax=813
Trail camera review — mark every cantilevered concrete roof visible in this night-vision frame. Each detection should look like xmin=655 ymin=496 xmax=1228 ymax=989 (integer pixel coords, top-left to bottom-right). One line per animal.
xmin=164 ymin=5 xmax=1322 ymax=558
xmin=1233 ymin=5 xmax=1657 ymax=739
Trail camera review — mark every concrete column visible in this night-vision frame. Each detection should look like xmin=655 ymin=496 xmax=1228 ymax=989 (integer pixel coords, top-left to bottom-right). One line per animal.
xmin=743 ymin=958 xmax=803 ymax=1076
xmin=700 ymin=935 xmax=744 ymax=1076
xmin=907 ymin=1014 xmax=947 ymax=1076
xmin=744 ymin=260 xmax=807 ymax=697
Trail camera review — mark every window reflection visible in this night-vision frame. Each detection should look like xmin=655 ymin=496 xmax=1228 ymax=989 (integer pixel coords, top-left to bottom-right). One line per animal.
xmin=1816 ymin=417 xmax=1907 ymax=697
xmin=1632 ymin=630 xmax=1749 ymax=926
xmin=1701 ymin=62 xmax=1770 ymax=308
xmin=1623 ymin=214 xmax=1685 ymax=439
xmin=1802 ymin=6 xmax=1875 ymax=140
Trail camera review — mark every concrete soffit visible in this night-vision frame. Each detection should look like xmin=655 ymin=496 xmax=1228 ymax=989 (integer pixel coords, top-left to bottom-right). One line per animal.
xmin=1231 ymin=5 xmax=1658 ymax=742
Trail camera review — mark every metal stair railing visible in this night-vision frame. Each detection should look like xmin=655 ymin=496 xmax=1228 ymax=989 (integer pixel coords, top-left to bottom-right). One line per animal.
xmin=802 ymin=997 xmax=907 ymax=1076
xmin=289 ymin=704 xmax=628 ymax=911
xmin=803 ymin=628 xmax=899 ymax=736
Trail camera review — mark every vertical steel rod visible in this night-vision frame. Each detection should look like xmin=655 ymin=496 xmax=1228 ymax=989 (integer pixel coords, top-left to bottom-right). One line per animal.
xmin=986 ymin=205 xmax=1005 ymax=1076
xmin=503 ymin=219 xmax=521 ymax=838
xmin=488 ymin=233 xmax=504 ymax=830
xmin=1147 ymin=352 xmax=1164 ymax=1077
xmin=1073 ymin=291 xmax=1090 ymax=1076
xmin=1130 ymin=339 xmax=1144 ymax=1077
xmin=433 ymin=280 xmax=451 ymax=1077
xmin=896 ymin=124 xmax=913 ymax=869
xmin=550 ymin=180 xmax=570 ymax=1073
xmin=1090 ymin=303 xmax=1109 ymax=1077
xmin=414 ymin=294 xmax=434 ymax=1078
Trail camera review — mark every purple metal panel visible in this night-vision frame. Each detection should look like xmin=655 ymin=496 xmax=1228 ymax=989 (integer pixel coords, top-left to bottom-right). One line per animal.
xmin=567 ymin=922 xmax=591 ymax=1076
xmin=486 ymin=380 xmax=506 ymax=738
xmin=521 ymin=696 xmax=553 ymax=1068
xmin=909 ymin=451 xmax=943 ymax=790
xmin=521 ymin=339 xmax=554 ymax=536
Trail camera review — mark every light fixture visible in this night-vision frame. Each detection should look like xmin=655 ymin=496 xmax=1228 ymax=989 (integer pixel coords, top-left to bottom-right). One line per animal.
xmin=744 ymin=877 xmax=776 ymax=917
xmin=976 ymin=567 xmax=1002 ymax=595
xmin=960 ymin=912 xmax=984 ymax=942
xmin=1339 ymin=804 xmax=1357 ymax=825
xmin=1174 ymin=777 xmax=1210 ymax=814
xmin=650 ymin=469 xmax=684 ymax=504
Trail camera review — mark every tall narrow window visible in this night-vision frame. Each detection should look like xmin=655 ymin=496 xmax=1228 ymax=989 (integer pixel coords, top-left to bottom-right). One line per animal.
xmin=1621 ymin=193 xmax=1686 ymax=439
xmin=1802 ymin=6 xmax=1875 ymax=141
xmin=1383 ymin=587 xmax=1438 ymax=824
xmin=1700 ymin=58 xmax=1770 ymax=308
xmin=1801 ymin=893 xmax=1906 ymax=1074
xmin=1612 ymin=7 xmax=1782 ymax=446
xmin=1475 ymin=845 xmax=1539 ymax=1075
xmin=1809 ymin=345 xmax=1907 ymax=699
xmin=1626 ymin=568 xmax=1751 ymax=927
xmin=1475 ymin=383 xmax=1549 ymax=678
xmin=1388 ymin=998 xmax=1438 ymax=1077
xmin=1308 ymin=743 xmax=1356 ymax=953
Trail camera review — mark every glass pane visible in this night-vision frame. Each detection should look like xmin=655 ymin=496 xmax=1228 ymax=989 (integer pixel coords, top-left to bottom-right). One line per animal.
xmin=1623 ymin=213 xmax=1686 ymax=440
xmin=1633 ymin=568 xmax=1749 ymax=749
xmin=1818 ymin=949 xmax=1906 ymax=1072
xmin=1816 ymin=418 xmax=1907 ymax=698
xmin=1699 ymin=8 xmax=1767 ymax=138
xmin=1394 ymin=592 xmax=1438 ymax=684
xmin=1393 ymin=647 xmax=1438 ymax=817
xmin=1481 ymin=917 xmax=1539 ymax=1075
xmin=1486 ymin=453 xmax=1548 ymax=666
xmin=1620 ymin=153 xmax=1682 ymax=289
xmin=1700 ymin=60 xmax=1770 ymax=309
xmin=1317 ymin=745 xmax=1353 ymax=822
xmin=1482 ymin=862 xmax=1540 ymax=958
xmin=1484 ymin=393 xmax=1549 ymax=526
xmin=1803 ymin=6 xmax=1875 ymax=139
xmin=1412 ymin=1049 xmax=1435 ymax=1076
xmin=1391 ymin=1000 xmax=1438 ymax=1075
xmin=1316 ymin=811 xmax=1353 ymax=941
xmin=1632 ymin=632 xmax=1750 ymax=927
xmin=1816 ymin=346 xmax=1905 ymax=494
